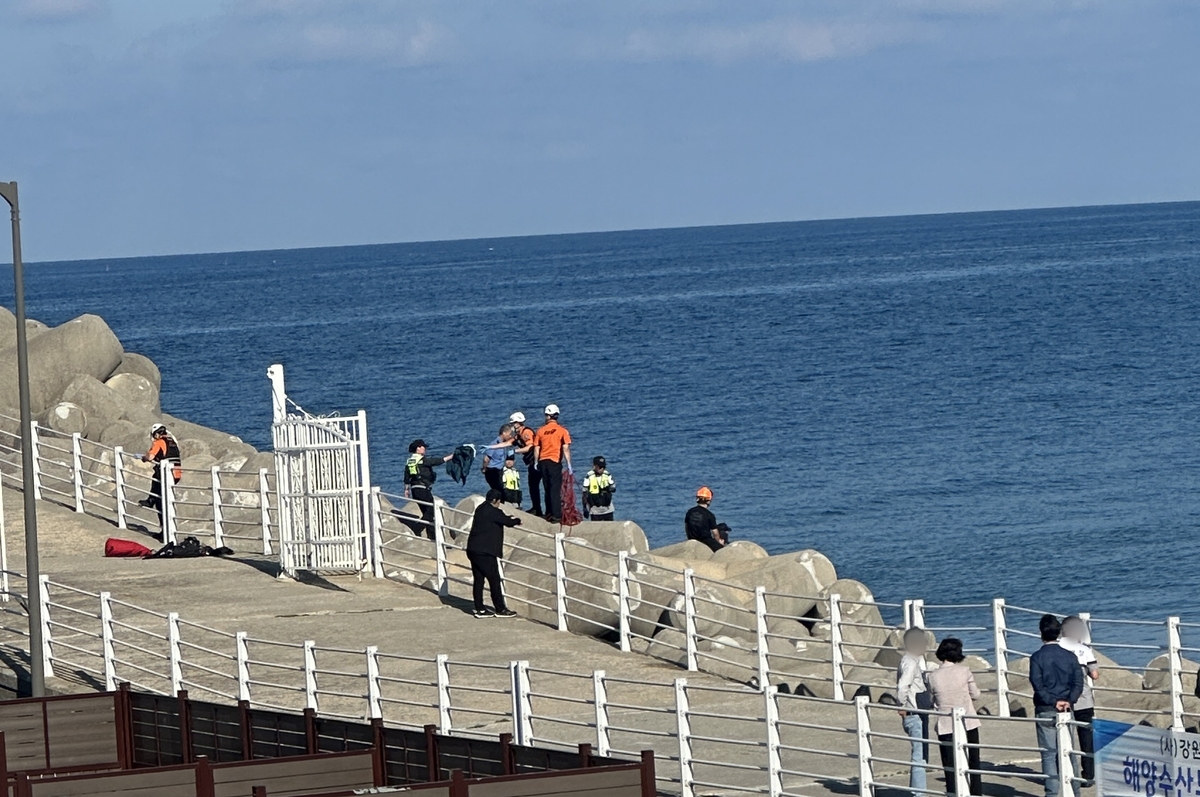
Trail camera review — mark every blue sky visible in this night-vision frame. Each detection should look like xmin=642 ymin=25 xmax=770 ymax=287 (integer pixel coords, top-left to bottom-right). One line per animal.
xmin=1 ymin=0 xmax=1197 ymax=261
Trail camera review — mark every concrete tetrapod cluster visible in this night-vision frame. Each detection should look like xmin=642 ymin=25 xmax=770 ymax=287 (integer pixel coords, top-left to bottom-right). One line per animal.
xmin=0 ymin=309 xmax=274 ymax=527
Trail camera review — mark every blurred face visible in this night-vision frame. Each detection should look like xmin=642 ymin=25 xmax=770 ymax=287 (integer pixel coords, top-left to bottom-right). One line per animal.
xmin=505 ymin=459 xmax=515 ymax=468
xmin=904 ymin=632 xmax=929 ymax=655
xmin=417 ymin=445 xmax=427 ymax=455
xmin=594 ymin=464 xmax=604 ymax=474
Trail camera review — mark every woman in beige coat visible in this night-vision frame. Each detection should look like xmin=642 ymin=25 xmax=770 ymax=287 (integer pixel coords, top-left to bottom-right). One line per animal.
xmin=925 ymin=637 xmax=983 ymax=796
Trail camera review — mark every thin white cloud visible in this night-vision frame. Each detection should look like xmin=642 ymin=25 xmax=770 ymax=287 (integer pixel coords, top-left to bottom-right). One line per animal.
xmin=622 ymin=18 xmax=920 ymax=64
xmin=14 ymin=0 xmax=105 ymax=21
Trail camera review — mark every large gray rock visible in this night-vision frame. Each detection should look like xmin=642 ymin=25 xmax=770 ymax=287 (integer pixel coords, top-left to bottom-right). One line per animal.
xmin=238 ymin=451 xmax=275 ymax=474
xmin=0 ymin=314 xmax=123 ymax=414
xmin=105 ymin=372 xmax=159 ymax=413
xmin=816 ymin=579 xmax=891 ymax=663
xmin=60 ymin=374 xmax=128 ymax=439
xmin=41 ymin=401 xmax=87 ymax=437
xmin=111 ymin=352 xmax=161 ymax=391
xmin=178 ymin=438 xmax=211 ymax=460
xmin=1144 ymin=654 xmax=1200 ymax=695
xmin=99 ymin=419 xmax=149 ymax=454
xmin=650 ymin=539 xmax=715 ymax=562
xmin=160 ymin=414 xmax=255 ymax=462
xmin=566 ymin=519 xmax=648 ymax=555
xmin=626 ymin=553 xmax=685 ymax=640
xmin=711 ymin=540 xmax=769 ymax=565
xmin=666 ymin=578 xmax=756 ymax=643
xmin=0 ymin=306 xmax=15 ymax=343
xmin=726 ymin=550 xmax=836 ymax=620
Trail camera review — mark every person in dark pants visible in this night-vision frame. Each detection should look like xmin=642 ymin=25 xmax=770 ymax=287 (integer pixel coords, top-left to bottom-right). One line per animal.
xmin=533 ymin=404 xmax=572 ymax=523
xmin=1030 ymin=614 xmax=1084 ymax=797
xmin=926 ymin=637 xmax=983 ymax=796
xmin=1059 ymin=616 xmax=1099 ymax=786
xmin=509 ymin=412 xmax=540 ymax=515
xmin=404 ymin=439 xmax=453 ymax=540
xmin=684 ymin=487 xmax=729 ymax=552
xmin=466 ymin=489 xmax=522 ymax=618
xmin=138 ymin=423 xmax=181 ymax=537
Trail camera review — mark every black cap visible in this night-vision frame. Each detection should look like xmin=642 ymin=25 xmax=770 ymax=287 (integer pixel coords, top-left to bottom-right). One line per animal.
xmin=408 ymin=439 xmax=427 ymax=453
xmin=593 ymin=456 xmax=606 ymax=468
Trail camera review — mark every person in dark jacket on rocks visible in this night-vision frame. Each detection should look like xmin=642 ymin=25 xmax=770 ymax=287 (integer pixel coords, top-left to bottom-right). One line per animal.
xmin=466 ymin=489 xmax=522 ymax=618
xmin=1030 ymin=614 xmax=1084 ymax=797
xmin=685 ymin=486 xmax=728 ymax=552
xmin=404 ymin=440 xmax=453 ymax=540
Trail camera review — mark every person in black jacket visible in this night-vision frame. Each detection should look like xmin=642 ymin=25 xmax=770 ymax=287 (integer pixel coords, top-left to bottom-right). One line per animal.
xmin=685 ymin=486 xmax=729 ymax=552
xmin=405 ymin=440 xmax=453 ymax=540
xmin=466 ymin=489 xmax=522 ymax=618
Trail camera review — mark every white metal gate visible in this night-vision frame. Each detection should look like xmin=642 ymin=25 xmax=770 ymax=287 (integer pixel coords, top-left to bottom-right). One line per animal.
xmin=268 ymin=364 xmax=374 ymax=577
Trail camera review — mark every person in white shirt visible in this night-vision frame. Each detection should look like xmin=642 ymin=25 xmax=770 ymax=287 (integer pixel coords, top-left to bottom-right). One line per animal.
xmin=1059 ymin=616 xmax=1100 ymax=786
xmin=896 ymin=627 xmax=932 ymax=794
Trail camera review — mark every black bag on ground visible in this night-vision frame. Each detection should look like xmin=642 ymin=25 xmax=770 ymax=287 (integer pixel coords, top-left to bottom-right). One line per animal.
xmin=149 ymin=536 xmax=234 ymax=559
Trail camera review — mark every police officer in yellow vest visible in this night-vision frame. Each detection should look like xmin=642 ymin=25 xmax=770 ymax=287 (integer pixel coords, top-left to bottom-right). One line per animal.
xmin=581 ymin=456 xmax=616 ymax=521
xmin=405 ymin=439 xmax=453 ymax=540
xmin=500 ymin=455 xmax=523 ymax=507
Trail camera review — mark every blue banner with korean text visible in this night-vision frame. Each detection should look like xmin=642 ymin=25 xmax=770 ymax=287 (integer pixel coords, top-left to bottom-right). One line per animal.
xmin=1096 ymin=719 xmax=1200 ymax=797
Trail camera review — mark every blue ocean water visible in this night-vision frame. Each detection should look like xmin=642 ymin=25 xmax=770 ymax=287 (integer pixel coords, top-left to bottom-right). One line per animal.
xmin=6 ymin=202 xmax=1200 ymax=629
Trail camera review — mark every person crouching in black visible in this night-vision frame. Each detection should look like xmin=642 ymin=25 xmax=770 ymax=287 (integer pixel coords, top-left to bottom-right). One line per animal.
xmin=466 ymin=489 xmax=522 ymax=618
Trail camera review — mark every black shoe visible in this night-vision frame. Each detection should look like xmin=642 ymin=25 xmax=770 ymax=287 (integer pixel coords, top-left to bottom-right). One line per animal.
xmin=495 ymin=609 xmax=517 ymax=618
xmin=545 ymin=516 xmax=560 ymax=524
xmin=530 ymin=510 xmax=543 ymax=518
xmin=472 ymin=608 xmax=496 ymax=618
xmin=137 ymin=498 xmax=154 ymax=508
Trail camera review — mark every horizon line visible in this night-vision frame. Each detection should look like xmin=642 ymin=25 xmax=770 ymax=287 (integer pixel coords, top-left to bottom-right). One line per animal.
xmin=15 ymin=197 xmax=1200 ymax=268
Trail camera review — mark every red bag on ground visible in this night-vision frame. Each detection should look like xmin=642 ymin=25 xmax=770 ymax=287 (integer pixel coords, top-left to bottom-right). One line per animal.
xmin=105 ymin=538 xmax=153 ymax=558
xmin=560 ymin=471 xmax=583 ymax=527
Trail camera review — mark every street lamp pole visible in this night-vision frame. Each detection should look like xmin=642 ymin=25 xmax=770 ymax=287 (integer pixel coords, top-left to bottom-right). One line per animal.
xmin=0 ymin=181 xmax=45 ymax=697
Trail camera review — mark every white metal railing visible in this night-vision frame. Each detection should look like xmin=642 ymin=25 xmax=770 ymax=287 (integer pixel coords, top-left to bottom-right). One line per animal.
xmin=0 ymin=410 xmax=276 ymax=554
xmin=0 ymin=407 xmax=1190 ymax=731
xmin=2 ymin=574 xmax=1109 ymax=797
xmin=371 ymin=489 xmax=1190 ymax=728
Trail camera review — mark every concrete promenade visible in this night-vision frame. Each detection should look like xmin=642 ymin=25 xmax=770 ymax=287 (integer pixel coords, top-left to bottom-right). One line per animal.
xmin=0 ymin=485 xmax=1060 ymax=797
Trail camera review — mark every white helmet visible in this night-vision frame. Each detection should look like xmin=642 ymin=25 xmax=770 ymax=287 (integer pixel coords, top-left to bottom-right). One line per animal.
xmin=509 ymin=412 xmax=526 ymax=424
xmin=544 ymin=404 xmax=561 ymax=416
xmin=150 ymin=423 xmax=167 ymax=435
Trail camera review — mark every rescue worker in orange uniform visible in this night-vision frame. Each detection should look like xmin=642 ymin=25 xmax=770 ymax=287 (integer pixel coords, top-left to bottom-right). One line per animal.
xmin=533 ymin=404 xmax=573 ymax=524
xmin=138 ymin=423 xmax=182 ymax=535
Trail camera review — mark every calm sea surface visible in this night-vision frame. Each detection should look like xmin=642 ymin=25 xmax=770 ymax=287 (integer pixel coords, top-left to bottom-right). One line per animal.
xmin=7 ymin=202 xmax=1200 ymax=640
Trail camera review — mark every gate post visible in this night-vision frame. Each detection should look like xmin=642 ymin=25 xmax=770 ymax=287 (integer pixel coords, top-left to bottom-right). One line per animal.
xmin=829 ymin=594 xmax=846 ymax=701
xmin=113 ymin=446 xmax=127 ymax=529
xmin=756 ymin=587 xmax=770 ymax=690
xmin=553 ymin=533 xmax=568 ymax=631
xmin=617 ymin=552 xmax=631 ymax=652
xmin=369 ymin=487 xmax=384 ymax=579
xmin=168 ymin=612 xmax=183 ymax=695
xmin=675 ymin=678 xmax=694 ymax=797
xmin=435 ymin=653 xmax=452 ymax=734
xmin=38 ymin=575 xmax=54 ymax=678
xmin=765 ymin=686 xmax=783 ymax=797
xmin=855 ymin=695 xmax=875 ymax=797
xmin=236 ymin=631 xmax=251 ymax=702
xmin=304 ymin=640 xmax=319 ymax=712
xmin=951 ymin=707 xmax=971 ymax=797
xmin=993 ymin=598 xmax=1010 ymax=717
xmin=593 ymin=670 xmax=610 ymax=756
xmin=509 ymin=660 xmax=533 ymax=746
xmin=161 ymin=461 xmax=178 ymax=544
xmin=29 ymin=421 xmax=41 ymax=500
xmin=1056 ymin=711 xmax=1076 ymax=797
xmin=211 ymin=467 xmax=224 ymax=549
xmin=100 ymin=591 xmax=116 ymax=691
xmin=366 ymin=646 xmax=382 ymax=720
xmin=71 ymin=432 xmax=84 ymax=513
xmin=683 ymin=569 xmax=699 ymax=672
xmin=434 ymin=501 xmax=449 ymax=597
xmin=1168 ymin=616 xmax=1185 ymax=731
xmin=258 ymin=468 xmax=272 ymax=555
